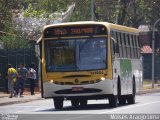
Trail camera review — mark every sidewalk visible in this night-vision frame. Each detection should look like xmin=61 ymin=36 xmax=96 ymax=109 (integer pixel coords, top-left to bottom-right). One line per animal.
xmin=137 ymin=83 xmax=160 ymax=95
xmin=0 ymin=84 xmax=160 ymax=106
xmin=0 ymin=91 xmax=42 ymax=106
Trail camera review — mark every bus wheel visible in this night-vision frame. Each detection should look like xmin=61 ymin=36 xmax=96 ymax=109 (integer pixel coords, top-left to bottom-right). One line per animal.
xmin=127 ymin=79 xmax=136 ymax=104
xmin=71 ymin=99 xmax=79 ymax=107
xmin=119 ymin=96 xmax=126 ymax=105
xmin=117 ymin=78 xmax=126 ymax=105
xmin=53 ymin=97 xmax=64 ymax=110
xmin=109 ymin=95 xmax=118 ymax=107
xmin=80 ymin=99 xmax=87 ymax=107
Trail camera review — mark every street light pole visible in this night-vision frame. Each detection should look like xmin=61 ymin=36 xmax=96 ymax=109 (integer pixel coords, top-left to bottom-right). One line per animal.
xmin=91 ymin=0 xmax=94 ymax=21
xmin=152 ymin=19 xmax=160 ymax=88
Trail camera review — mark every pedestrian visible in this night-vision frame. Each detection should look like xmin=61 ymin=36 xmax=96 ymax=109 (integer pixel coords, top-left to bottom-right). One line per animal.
xmin=7 ymin=64 xmax=18 ymax=98
xmin=16 ymin=63 xmax=28 ymax=97
xmin=28 ymin=63 xmax=36 ymax=95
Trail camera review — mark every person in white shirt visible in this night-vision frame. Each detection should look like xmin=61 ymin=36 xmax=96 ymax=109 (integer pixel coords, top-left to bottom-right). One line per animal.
xmin=28 ymin=63 xmax=36 ymax=95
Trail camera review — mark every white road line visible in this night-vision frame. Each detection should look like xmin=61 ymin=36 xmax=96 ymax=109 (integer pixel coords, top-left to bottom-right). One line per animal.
xmin=98 ymin=100 xmax=160 ymax=114
xmin=64 ymin=100 xmax=160 ymax=120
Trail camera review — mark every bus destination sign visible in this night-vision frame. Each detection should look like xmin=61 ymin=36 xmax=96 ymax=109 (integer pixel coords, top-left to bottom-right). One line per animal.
xmin=44 ymin=25 xmax=107 ymax=38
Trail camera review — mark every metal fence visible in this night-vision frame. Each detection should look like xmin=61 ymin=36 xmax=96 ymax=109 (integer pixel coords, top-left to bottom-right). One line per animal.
xmin=142 ymin=53 xmax=160 ymax=81
xmin=0 ymin=47 xmax=38 ymax=92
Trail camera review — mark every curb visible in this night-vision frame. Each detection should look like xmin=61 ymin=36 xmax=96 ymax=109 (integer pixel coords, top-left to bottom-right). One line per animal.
xmin=0 ymin=95 xmax=8 ymax=98
xmin=137 ymin=88 xmax=160 ymax=95
xmin=0 ymin=95 xmax=43 ymax=106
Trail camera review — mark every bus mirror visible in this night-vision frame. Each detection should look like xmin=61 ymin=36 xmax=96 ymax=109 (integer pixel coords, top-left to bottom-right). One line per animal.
xmin=35 ymin=44 xmax=42 ymax=62
xmin=111 ymin=37 xmax=119 ymax=54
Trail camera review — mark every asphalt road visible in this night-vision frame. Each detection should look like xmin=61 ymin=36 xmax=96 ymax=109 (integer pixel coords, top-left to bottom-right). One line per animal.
xmin=1 ymin=93 xmax=160 ymax=120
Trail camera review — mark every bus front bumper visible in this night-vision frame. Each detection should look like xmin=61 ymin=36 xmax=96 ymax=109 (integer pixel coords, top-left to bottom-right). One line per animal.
xmin=43 ymin=79 xmax=117 ymax=98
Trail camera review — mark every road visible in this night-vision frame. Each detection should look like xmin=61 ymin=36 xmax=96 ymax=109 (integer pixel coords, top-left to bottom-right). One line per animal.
xmin=0 ymin=93 xmax=160 ymax=120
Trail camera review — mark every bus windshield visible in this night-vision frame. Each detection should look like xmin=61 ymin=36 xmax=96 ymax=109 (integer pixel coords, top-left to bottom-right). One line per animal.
xmin=45 ymin=38 xmax=107 ymax=72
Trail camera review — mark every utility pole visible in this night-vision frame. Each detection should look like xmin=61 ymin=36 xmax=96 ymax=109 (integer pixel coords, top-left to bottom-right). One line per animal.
xmin=91 ymin=0 xmax=94 ymax=21
xmin=152 ymin=19 xmax=160 ymax=88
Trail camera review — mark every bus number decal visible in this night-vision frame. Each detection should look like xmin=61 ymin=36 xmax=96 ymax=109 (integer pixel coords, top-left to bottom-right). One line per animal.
xmin=91 ymin=71 xmax=104 ymax=75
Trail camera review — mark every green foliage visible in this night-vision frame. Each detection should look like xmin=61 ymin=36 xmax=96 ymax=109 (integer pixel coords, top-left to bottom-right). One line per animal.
xmin=22 ymin=0 xmax=72 ymax=18
xmin=1 ymin=0 xmax=160 ymax=50
xmin=69 ymin=0 xmax=91 ymax=21
xmin=0 ymin=28 xmax=29 ymax=49
xmin=23 ymin=3 xmax=46 ymax=17
xmin=0 ymin=0 xmax=12 ymax=30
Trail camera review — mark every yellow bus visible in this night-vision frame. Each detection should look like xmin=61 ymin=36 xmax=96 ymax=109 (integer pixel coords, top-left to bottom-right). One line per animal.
xmin=37 ymin=21 xmax=142 ymax=109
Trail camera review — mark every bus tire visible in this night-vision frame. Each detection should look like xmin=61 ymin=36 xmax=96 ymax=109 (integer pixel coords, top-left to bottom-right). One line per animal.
xmin=53 ymin=97 xmax=64 ymax=110
xmin=80 ymin=99 xmax=87 ymax=107
xmin=109 ymin=95 xmax=118 ymax=107
xmin=117 ymin=77 xmax=126 ymax=105
xmin=119 ymin=96 xmax=126 ymax=105
xmin=127 ymin=78 xmax=136 ymax=104
xmin=71 ymin=99 xmax=79 ymax=107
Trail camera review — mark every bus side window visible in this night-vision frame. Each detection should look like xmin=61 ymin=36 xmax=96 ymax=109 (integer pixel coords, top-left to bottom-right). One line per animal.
xmin=131 ymin=35 xmax=135 ymax=58
xmin=121 ymin=33 xmax=126 ymax=58
xmin=136 ymin=36 xmax=140 ymax=58
xmin=126 ymin=34 xmax=131 ymax=58
xmin=123 ymin=33 xmax=128 ymax=58
xmin=133 ymin=35 xmax=137 ymax=58
xmin=129 ymin=34 xmax=134 ymax=58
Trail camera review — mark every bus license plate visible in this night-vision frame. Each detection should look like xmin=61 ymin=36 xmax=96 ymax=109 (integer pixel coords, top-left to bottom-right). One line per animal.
xmin=72 ymin=87 xmax=84 ymax=91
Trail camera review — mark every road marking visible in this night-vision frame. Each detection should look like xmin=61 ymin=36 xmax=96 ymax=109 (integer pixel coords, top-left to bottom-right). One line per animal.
xmin=98 ymin=100 xmax=160 ymax=114
xmin=64 ymin=100 xmax=160 ymax=120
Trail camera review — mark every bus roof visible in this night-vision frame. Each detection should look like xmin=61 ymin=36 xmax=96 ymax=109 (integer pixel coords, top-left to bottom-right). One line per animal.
xmin=43 ymin=21 xmax=139 ymax=33
xmin=37 ymin=21 xmax=139 ymax=43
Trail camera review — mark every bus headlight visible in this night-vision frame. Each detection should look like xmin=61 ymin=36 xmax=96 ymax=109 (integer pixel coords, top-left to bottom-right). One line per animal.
xmin=50 ymin=80 xmax=54 ymax=83
xmin=101 ymin=77 xmax=106 ymax=81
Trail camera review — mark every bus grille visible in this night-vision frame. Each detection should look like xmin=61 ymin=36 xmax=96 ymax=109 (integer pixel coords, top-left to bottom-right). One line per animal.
xmin=54 ymin=88 xmax=102 ymax=94
xmin=53 ymin=79 xmax=101 ymax=85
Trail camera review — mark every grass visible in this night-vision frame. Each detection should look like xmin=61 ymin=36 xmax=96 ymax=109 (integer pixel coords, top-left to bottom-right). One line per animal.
xmin=142 ymin=80 xmax=160 ymax=89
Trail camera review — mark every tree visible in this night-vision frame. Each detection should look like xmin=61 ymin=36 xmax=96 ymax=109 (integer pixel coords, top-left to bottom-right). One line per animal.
xmin=0 ymin=0 xmax=12 ymax=31
xmin=0 ymin=29 xmax=28 ymax=49
xmin=69 ymin=0 xmax=91 ymax=21
xmin=2 ymin=0 xmax=160 ymax=47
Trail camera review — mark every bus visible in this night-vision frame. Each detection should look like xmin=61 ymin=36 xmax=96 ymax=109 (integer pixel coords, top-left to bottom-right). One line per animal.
xmin=37 ymin=21 xmax=142 ymax=109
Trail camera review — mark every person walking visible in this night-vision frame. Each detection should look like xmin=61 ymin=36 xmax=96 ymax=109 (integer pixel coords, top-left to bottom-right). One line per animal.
xmin=17 ymin=63 xmax=28 ymax=97
xmin=7 ymin=64 xmax=18 ymax=98
xmin=28 ymin=63 xmax=36 ymax=95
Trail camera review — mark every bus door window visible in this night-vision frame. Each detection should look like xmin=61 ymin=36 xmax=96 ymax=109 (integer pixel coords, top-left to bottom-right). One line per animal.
xmin=117 ymin=32 xmax=123 ymax=57
xmin=110 ymin=31 xmax=116 ymax=62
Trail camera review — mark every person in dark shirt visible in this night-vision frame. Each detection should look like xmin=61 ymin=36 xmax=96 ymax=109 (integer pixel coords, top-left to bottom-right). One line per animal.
xmin=16 ymin=63 xmax=28 ymax=97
